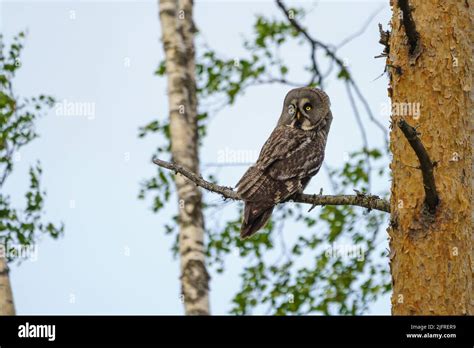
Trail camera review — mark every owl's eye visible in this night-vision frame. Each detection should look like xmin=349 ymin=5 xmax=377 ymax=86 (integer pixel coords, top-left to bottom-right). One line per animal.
xmin=304 ymin=104 xmax=312 ymax=111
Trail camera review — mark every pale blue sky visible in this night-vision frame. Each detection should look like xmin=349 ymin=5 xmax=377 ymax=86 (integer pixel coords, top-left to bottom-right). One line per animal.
xmin=1 ymin=0 xmax=392 ymax=314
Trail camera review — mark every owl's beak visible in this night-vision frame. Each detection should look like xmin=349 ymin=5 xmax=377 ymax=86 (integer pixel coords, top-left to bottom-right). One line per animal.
xmin=295 ymin=111 xmax=302 ymax=121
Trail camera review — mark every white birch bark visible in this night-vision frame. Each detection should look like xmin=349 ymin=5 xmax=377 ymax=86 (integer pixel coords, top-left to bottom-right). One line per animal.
xmin=158 ymin=0 xmax=210 ymax=315
xmin=0 ymin=256 xmax=15 ymax=315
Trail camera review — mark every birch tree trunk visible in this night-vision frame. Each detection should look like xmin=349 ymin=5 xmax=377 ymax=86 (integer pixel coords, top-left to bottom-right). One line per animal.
xmin=158 ymin=0 xmax=210 ymax=315
xmin=0 ymin=257 xmax=15 ymax=315
xmin=387 ymin=0 xmax=473 ymax=314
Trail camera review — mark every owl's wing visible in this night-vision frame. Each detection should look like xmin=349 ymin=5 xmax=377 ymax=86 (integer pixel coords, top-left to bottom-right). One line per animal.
xmin=255 ymin=126 xmax=311 ymax=170
xmin=236 ymin=126 xmax=319 ymax=202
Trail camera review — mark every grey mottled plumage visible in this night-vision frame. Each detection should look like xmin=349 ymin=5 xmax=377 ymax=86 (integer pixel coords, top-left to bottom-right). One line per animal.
xmin=236 ymin=87 xmax=333 ymax=238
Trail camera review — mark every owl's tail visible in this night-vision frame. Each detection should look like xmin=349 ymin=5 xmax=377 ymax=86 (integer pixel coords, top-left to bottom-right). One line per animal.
xmin=240 ymin=202 xmax=274 ymax=239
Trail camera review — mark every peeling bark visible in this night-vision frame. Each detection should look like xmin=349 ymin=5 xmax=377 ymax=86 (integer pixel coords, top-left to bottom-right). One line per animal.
xmin=387 ymin=0 xmax=473 ymax=314
xmin=158 ymin=0 xmax=210 ymax=315
xmin=0 ymin=257 xmax=15 ymax=315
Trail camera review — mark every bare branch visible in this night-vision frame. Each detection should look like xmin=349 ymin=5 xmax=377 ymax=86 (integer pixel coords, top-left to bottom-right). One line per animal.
xmin=336 ymin=4 xmax=385 ymax=49
xmin=275 ymin=0 xmax=388 ymax=145
xmin=397 ymin=0 xmax=421 ymax=60
xmin=348 ymin=79 xmax=389 ymax=146
xmin=254 ymin=77 xmax=302 ymax=87
xmin=397 ymin=119 xmax=439 ymax=214
xmin=345 ymin=81 xmax=372 ymax=190
xmin=276 ymin=1 xmax=343 ymax=64
xmin=153 ymin=158 xmax=390 ymax=213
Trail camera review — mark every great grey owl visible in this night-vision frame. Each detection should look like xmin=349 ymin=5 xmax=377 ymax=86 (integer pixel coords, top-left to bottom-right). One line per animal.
xmin=236 ymin=87 xmax=332 ymax=239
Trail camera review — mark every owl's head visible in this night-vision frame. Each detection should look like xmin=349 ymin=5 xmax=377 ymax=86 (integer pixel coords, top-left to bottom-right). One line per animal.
xmin=277 ymin=87 xmax=332 ymax=131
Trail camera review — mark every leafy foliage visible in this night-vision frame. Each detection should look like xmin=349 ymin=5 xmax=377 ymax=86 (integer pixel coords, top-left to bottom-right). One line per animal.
xmin=0 ymin=33 xmax=63 ymax=262
xmin=141 ymin=4 xmax=391 ymax=314
xmin=226 ymin=149 xmax=390 ymax=315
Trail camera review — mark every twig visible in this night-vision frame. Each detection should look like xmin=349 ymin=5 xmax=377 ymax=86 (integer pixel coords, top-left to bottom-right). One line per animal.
xmin=345 ymin=81 xmax=372 ymax=190
xmin=153 ymin=158 xmax=390 ymax=213
xmin=397 ymin=119 xmax=439 ymax=214
xmin=275 ymin=0 xmax=388 ymax=146
xmin=275 ymin=0 xmax=346 ymax=70
xmin=348 ymin=79 xmax=389 ymax=147
xmin=254 ymin=77 xmax=302 ymax=88
xmin=337 ymin=4 xmax=385 ymax=49
xmin=375 ymin=23 xmax=390 ymax=59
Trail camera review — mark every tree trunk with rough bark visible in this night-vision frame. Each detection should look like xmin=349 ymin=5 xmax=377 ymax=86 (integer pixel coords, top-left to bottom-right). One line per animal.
xmin=0 ymin=257 xmax=15 ymax=315
xmin=387 ymin=0 xmax=473 ymax=314
xmin=158 ymin=0 xmax=210 ymax=315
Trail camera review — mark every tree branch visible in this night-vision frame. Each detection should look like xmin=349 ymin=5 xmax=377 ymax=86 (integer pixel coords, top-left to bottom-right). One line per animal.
xmin=275 ymin=0 xmax=388 ymax=145
xmin=397 ymin=119 xmax=439 ymax=214
xmin=336 ymin=4 xmax=385 ymax=49
xmin=397 ymin=0 xmax=420 ymax=57
xmin=153 ymin=158 xmax=390 ymax=213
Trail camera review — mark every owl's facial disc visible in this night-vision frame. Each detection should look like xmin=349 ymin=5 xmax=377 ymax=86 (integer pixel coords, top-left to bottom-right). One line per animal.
xmin=278 ymin=87 xmax=330 ymax=130
xmin=287 ymin=99 xmax=305 ymax=122
xmin=286 ymin=97 xmax=316 ymax=130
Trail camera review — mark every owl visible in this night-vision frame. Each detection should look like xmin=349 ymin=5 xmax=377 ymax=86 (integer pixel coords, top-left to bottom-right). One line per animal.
xmin=236 ymin=87 xmax=333 ymax=239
